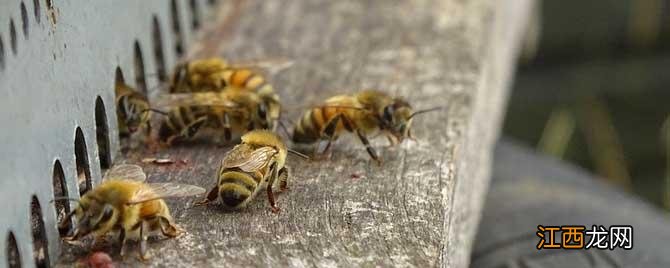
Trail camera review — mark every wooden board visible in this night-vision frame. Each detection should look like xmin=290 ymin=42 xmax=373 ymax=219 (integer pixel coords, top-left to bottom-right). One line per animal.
xmin=58 ymin=0 xmax=533 ymax=266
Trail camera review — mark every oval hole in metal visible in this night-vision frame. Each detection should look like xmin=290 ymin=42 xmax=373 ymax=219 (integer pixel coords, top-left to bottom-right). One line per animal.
xmin=30 ymin=196 xmax=49 ymax=268
xmin=170 ymin=0 xmax=185 ymax=57
xmin=52 ymin=159 xmax=71 ymax=237
xmin=10 ymin=19 xmax=18 ymax=54
xmin=6 ymin=231 xmax=21 ymax=268
xmin=189 ymin=0 xmax=201 ymax=30
xmin=134 ymin=41 xmax=147 ymax=94
xmin=115 ymin=66 xmax=125 ymax=84
xmin=74 ymin=127 xmax=92 ymax=195
xmin=21 ymin=2 xmax=29 ymax=38
xmin=33 ymin=0 xmax=40 ymax=24
xmin=152 ymin=16 xmax=167 ymax=82
xmin=95 ymin=97 xmax=111 ymax=172
xmin=0 ymin=35 xmax=5 ymax=70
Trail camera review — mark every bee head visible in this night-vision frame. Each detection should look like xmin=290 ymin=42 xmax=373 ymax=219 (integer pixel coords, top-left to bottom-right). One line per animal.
xmin=124 ymin=99 xmax=151 ymax=133
xmin=380 ymin=99 xmax=442 ymax=143
xmin=70 ymin=197 xmax=116 ymax=240
xmin=380 ymin=99 xmax=413 ymax=142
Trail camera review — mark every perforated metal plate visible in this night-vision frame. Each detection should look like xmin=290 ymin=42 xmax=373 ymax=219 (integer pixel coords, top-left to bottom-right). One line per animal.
xmin=0 ymin=1 xmax=219 ymax=266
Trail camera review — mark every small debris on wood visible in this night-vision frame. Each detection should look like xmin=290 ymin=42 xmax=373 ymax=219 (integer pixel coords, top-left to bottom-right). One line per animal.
xmin=78 ymin=252 xmax=114 ymax=268
xmin=142 ymin=157 xmax=175 ymax=165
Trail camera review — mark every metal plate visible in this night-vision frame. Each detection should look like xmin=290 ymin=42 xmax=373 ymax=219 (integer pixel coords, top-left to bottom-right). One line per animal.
xmin=0 ymin=1 xmax=218 ymax=266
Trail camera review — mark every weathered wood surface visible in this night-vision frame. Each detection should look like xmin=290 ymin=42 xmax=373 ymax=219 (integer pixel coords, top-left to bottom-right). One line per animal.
xmin=60 ymin=0 xmax=532 ymax=267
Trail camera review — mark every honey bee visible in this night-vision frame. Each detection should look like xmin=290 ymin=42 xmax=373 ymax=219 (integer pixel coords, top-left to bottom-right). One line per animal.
xmin=169 ymin=58 xmax=228 ymax=93
xmin=155 ymin=89 xmax=271 ymax=145
xmin=196 ymin=130 xmax=306 ymax=213
xmin=169 ymin=57 xmax=289 ymax=130
xmin=115 ymin=81 xmax=152 ymax=137
xmin=57 ymin=164 xmax=205 ymax=260
xmin=292 ymin=90 xmax=440 ymax=163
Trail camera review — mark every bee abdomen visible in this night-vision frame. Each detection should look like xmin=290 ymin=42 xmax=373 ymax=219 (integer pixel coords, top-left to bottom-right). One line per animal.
xmin=292 ymin=109 xmax=321 ymax=143
xmin=225 ymin=68 xmax=268 ymax=92
xmin=218 ymin=171 xmax=259 ymax=208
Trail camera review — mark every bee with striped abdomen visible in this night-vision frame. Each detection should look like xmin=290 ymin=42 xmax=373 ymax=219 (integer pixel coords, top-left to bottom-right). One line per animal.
xmin=196 ymin=130 xmax=306 ymax=213
xmin=156 ymin=89 xmax=271 ymax=145
xmin=58 ymin=164 xmax=205 ymax=260
xmin=292 ymin=90 xmax=440 ymax=164
xmin=169 ymin=57 xmax=290 ymax=131
xmin=169 ymin=58 xmax=228 ymax=93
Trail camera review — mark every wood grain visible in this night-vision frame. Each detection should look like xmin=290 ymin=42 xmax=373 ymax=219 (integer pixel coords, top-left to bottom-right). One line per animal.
xmin=58 ymin=0 xmax=533 ymax=266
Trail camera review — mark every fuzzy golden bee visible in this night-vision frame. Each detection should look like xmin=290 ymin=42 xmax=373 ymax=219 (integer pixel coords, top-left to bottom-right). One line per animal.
xmin=58 ymin=164 xmax=205 ymax=260
xmin=196 ymin=130 xmax=306 ymax=213
xmin=292 ymin=90 xmax=439 ymax=163
xmin=155 ymin=88 xmax=272 ymax=145
xmin=115 ymin=81 xmax=152 ymax=137
xmin=169 ymin=57 xmax=287 ymax=130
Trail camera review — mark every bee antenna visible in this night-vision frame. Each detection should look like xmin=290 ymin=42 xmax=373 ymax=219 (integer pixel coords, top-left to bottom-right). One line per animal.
xmin=288 ymin=149 xmax=310 ymax=160
xmin=50 ymin=197 xmax=80 ymax=204
xmin=409 ymin=107 xmax=442 ymax=119
xmin=142 ymin=108 xmax=170 ymax=116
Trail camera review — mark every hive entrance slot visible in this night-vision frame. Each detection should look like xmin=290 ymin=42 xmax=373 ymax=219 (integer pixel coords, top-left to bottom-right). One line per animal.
xmin=74 ymin=127 xmax=92 ymax=195
xmin=10 ymin=19 xmax=18 ymax=55
xmin=170 ymin=0 xmax=185 ymax=57
xmin=33 ymin=0 xmax=40 ymax=24
xmin=95 ymin=97 xmax=111 ymax=172
xmin=115 ymin=66 xmax=125 ymax=84
xmin=0 ymin=36 xmax=5 ymax=70
xmin=21 ymin=2 xmax=29 ymax=38
xmin=6 ymin=232 xmax=21 ymax=268
xmin=134 ymin=41 xmax=147 ymax=94
xmin=152 ymin=16 xmax=167 ymax=82
xmin=30 ymin=197 xmax=49 ymax=268
xmin=189 ymin=0 xmax=201 ymax=30
xmin=52 ymin=160 xmax=71 ymax=237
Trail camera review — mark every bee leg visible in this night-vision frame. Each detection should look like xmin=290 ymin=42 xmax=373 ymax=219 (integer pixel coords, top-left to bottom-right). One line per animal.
xmin=407 ymin=129 xmax=417 ymax=141
xmin=138 ymin=221 xmax=150 ymax=261
xmin=385 ymin=134 xmax=398 ymax=147
xmin=266 ymin=163 xmax=281 ymax=213
xmin=278 ymin=167 xmax=289 ymax=192
xmin=317 ymin=114 xmax=344 ymax=158
xmin=158 ymin=217 xmax=181 ymax=238
xmin=183 ymin=117 xmax=208 ymax=140
xmin=194 ymin=185 xmax=219 ymax=206
xmin=356 ymin=130 xmax=382 ymax=165
xmin=58 ymin=210 xmax=76 ymax=236
xmin=118 ymin=228 xmax=127 ymax=258
xmin=222 ymin=113 xmax=232 ymax=142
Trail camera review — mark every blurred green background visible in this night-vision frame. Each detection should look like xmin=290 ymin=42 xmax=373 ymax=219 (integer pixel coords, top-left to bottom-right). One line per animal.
xmin=505 ymin=0 xmax=670 ymax=209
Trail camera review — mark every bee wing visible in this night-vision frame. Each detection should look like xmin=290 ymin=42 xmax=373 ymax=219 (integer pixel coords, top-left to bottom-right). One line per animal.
xmin=155 ymin=92 xmax=241 ymax=108
xmin=230 ymin=58 xmax=295 ymax=75
xmin=222 ymin=145 xmax=278 ymax=172
xmin=127 ymin=183 xmax=206 ymax=205
xmin=314 ymin=105 xmax=367 ymax=111
xmin=103 ymin=164 xmax=146 ymax=182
